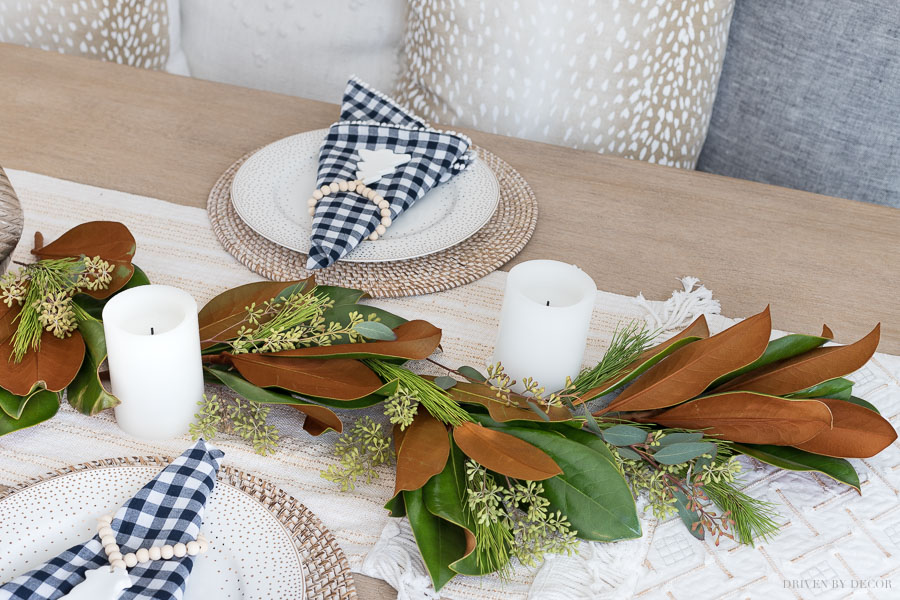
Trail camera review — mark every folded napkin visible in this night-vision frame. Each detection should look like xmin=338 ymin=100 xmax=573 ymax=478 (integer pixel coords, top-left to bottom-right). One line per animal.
xmin=307 ymin=77 xmax=474 ymax=270
xmin=0 ymin=440 xmax=223 ymax=600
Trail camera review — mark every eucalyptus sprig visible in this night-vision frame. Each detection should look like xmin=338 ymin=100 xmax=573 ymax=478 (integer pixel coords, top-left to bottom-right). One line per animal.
xmin=320 ymin=416 xmax=394 ymax=491
xmin=190 ymin=393 xmax=280 ymax=456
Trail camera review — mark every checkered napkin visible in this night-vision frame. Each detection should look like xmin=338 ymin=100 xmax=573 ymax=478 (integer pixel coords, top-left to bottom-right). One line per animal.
xmin=0 ymin=440 xmax=223 ymax=600
xmin=306 ymin=77 xmax=474 ymax=270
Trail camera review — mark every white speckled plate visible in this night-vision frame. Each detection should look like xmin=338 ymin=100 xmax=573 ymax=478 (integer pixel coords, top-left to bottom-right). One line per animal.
xmin=0 ymin=466 xmax=305 ymax=599
xmin=230 ymin=129 xmax=500 ymax=262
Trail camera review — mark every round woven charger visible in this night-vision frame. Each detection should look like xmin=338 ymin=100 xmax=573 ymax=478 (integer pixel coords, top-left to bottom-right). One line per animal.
xmin=208 ymin=145 xmax=538 ymax=297
xmin=0 ymin=456 xmax=357 ymax=600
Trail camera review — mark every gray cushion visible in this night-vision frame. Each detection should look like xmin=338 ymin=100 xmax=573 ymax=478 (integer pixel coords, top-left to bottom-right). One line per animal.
xmin=696 ymin=0 xmax=900 ymax=207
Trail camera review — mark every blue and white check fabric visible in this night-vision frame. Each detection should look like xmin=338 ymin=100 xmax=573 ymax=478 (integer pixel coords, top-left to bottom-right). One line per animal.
xmin=307 ymin=77 xmax=474 ymax=270
xmin=0 ymin=440 xmax=223 ymax=600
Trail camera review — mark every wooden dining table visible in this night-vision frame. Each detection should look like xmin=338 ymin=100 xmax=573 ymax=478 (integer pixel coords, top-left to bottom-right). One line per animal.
xmin=2 ymin=43 xmax=899 ymax=598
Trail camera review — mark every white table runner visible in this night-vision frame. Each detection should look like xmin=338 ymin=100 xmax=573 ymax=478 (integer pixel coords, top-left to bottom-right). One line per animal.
xmin=1 ymin=170 xmax=898 ymax=599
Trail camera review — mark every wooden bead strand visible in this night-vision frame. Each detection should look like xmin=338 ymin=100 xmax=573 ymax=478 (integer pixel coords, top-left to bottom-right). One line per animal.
xmin=96 ymin=514 xmax=209 ymax=570
xmin=306 ymin=178 xmax=394 ymax=241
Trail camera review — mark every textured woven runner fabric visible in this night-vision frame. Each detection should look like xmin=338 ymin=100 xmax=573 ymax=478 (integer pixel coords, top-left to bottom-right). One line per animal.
xmin=2 ymin=170 xmax=899 ymax=599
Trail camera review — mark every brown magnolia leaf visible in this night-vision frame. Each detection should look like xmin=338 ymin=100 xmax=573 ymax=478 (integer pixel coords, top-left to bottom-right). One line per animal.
xmin=443 ymin=380 xmax=574 ymax=423
xmin=576 ymin=315 xmax=710 ymax=404
xmin=452 ymin=421 xmax=562 ymax=480
xmin=198 ymin=279 xmax=315 ymax=349
xmin=394 ymin=411 xmax=450 ymax=496
xmin=0 ymin=304 xmax=85 ymax=395
xmin=639 ymin=392 xmax=833 ymax=445
xmin=717 ymin=324 xmax=880 ymax=396
xmin=297 ymin=403 xmax=343 ymax=436
xmin=794 ymin=398 xmax=897 ymax=458
xmin=229 ymin=353 xmax=383 ymax=400
xmin=821 ymin=324 xmax=834 ymax=339
xmin=32 ymin=221 xmax=136 ymax=299
xmin=602 ymin=307 xmax=771 ymax=414
xmin=272 ymin=320 xmax=442 ymax=361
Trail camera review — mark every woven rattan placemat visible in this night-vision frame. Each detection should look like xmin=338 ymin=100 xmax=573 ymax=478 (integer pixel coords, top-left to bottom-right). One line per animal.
xmin=208 ymin=145 xmax=537 ymax=298
xmin=0 ymin=456 xmax=356 ymax=600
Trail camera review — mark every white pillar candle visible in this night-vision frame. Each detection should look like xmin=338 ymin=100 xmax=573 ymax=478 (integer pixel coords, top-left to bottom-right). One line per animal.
xmin=102 ymin=285 xmax=204 ymax=439
xmin=492 ymin=260 xmax=597 ymax=393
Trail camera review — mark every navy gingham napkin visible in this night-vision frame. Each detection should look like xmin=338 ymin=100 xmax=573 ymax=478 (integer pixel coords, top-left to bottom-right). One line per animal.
xmin=307 ymin=78 xmax=474 ymax=270
xmin=0 ymin=440 xmax=223 ymax=600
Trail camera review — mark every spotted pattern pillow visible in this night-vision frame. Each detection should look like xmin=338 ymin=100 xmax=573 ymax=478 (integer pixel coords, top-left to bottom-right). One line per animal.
xmin=0 ymin=0 xmax=184 ymax=72
xmin=396 ymin=0 xmax=735 ymax=169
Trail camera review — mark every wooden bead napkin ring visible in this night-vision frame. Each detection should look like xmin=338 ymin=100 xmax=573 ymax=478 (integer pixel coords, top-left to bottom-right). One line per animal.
xmin=307 ymin=179 xmax=393 ymax=241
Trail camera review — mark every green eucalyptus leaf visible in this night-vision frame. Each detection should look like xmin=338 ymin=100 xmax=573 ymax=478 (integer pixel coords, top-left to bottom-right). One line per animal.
xmin=353 ymin=321 xmax=398 ymax=341
xmin=787 ymin=377 xmax=853 ymax=401
xmin=616 ymin=447 xmax=642 ymax=460
xmin=0 ymin=390 xmax=59 ymax=436
xmin=67 ymin=309 xmax=119 ymax=415
xmin=844 ymin=395 xmax=881 ymax=414
xmin=322 ymin=304 xmax=407 ymax=340
xmin=657 ymin=432 xmax=704 ymax=446
xmin=487 ymin=425 xmax=641 ymax=541
xmin=600 ymin=424 xmax=647 ymax=447
xmin=404 ymin=487 xmax=467 ymax=591
xmin=434 ymin=376 xmax=458 ymax=390
xmin=458 ymin=366 xmax=487 ymax=382
xmin=652 ymin=442 xmax=717 ymax=465
xmin=734 ymin=444 xmax=860 ymax=492
xmin=0 ymin=387 xmax=26 ymax=419
xmin=526 ymin=400 xmax=551 ymax=421
xmin=709 ymin=333 xmax=830 ymax=389
xmin=672 ymin=489 xmax=704 ymax=540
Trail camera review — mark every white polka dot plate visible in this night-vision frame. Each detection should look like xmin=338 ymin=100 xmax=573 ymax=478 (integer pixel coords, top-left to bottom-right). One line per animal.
xmin=230 ymin=129 xmax=500 ymax=262
xmin=0 ymin=465 xmax=305 ymax=599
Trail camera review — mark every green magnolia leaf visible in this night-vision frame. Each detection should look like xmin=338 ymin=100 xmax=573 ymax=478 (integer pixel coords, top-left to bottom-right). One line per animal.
xmin=709 ymin=332 xmax=830 ymax=389
xmin=734 ymin=444 xmax=860 ymax=492
xmin=67 ymin=309 xmax=119 ymax=415
xmin=487 ymin=425 xmax=641 ymax=541
xmin=788 ymin=377 xmax=853 ymax=401
xmin=0 ymin=389 xmax=59 ymax=436
xmin=404 ymin=487 xmax=468 ymax=591
xmin=672 ymin=489 xmax=704 ymax=540
xmin=313 ymin=285 xmax=366 ymax=309
xmin=352 ymin=321 xmax=397 ymax=341
xmin=73 ymin=264 xmax=150 ymax=319
xmin=617 ymin=447 xmax=642 ymax=460
xmin=384 ymin=492 xmax=406 ymax=517
xmin=657 ymin=432 xmax=704 ymax=446
xmin=458 ymin=366 xmax=487 ymax=382
xmin=844 ymin=395 xmax=880 ymax=414
xmin=652 ymin=442 xmax=717 ymax=465
xmin=423 ymin=437 xmax=496 ymax=577
xmin=434 ymin=376 xmax=458 ymax=390
xmin=600 ymin=424 xmax=647 ymax=447
xmin=0 ymin=387 xmax=25 ymax=419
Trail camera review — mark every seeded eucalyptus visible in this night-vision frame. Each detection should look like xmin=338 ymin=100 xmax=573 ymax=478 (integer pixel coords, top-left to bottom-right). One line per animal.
xmin=190 ymin=393 xmax=280 ymax=456
xmin=1 ymin=255 xmax=113 ymax=361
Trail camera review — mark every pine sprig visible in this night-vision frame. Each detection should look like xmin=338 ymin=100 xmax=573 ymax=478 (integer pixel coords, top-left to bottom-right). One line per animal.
xmin=368 ymin=360 xmax=472 ymax=426
xmin=571 ymin=321 xmax=656 ymax=397
xmin=703 ymin=478 xmax=781 ymax=545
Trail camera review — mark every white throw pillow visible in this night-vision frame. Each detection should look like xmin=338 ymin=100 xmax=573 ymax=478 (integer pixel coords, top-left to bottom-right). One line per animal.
xmin=396 ymin=0 xmax=736 ymax=169
xmin=179 ymin=0 xmax=408 ymax=103
xmin=0 ymin=0 xmax=189 ymax=75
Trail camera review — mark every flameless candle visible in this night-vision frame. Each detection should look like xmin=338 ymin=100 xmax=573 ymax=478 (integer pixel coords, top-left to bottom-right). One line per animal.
xmin=102 ymin=285 xmax=204 ymax=439
xmin=492 ymin=260 xmax=597 ymax=393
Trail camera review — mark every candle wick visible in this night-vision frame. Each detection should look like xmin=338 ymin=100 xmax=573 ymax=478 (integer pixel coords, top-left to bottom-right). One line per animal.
xmin=546 ymin=301 xmax=550 ymax=307
xmin=151 ymin=327 xmax=154 ymax=336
